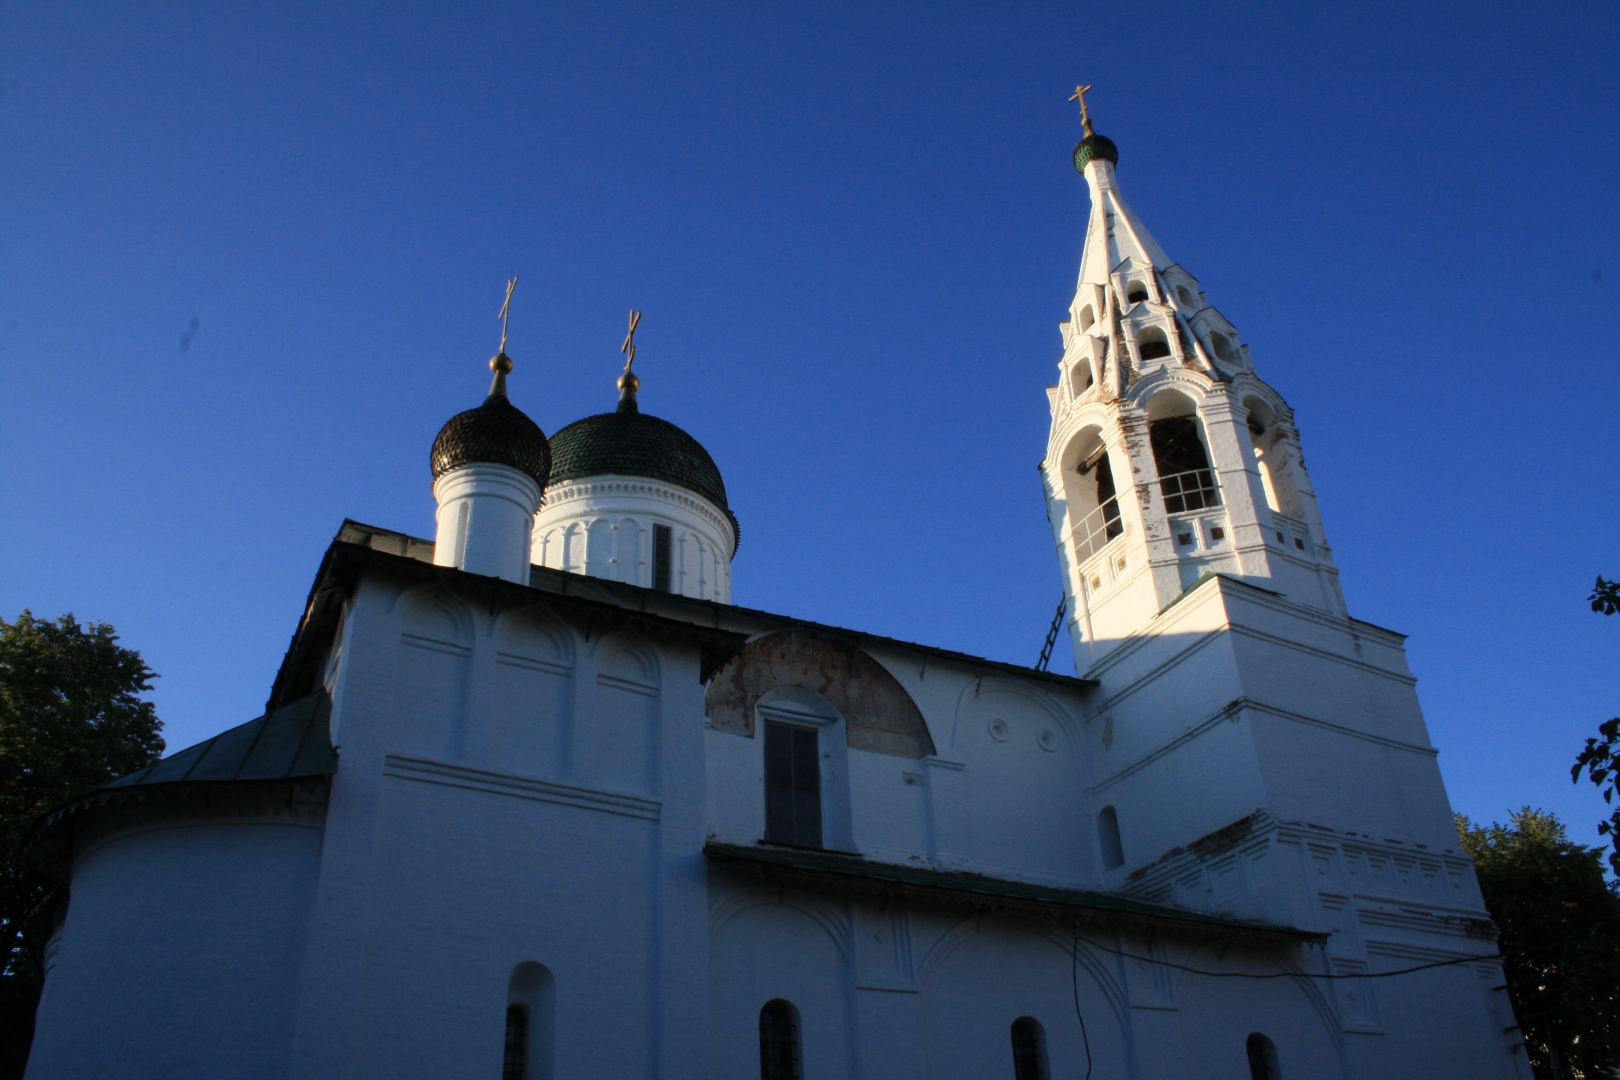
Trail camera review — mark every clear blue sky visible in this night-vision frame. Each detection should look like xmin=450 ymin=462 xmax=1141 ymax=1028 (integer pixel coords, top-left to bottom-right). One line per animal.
xmin=3 ymin=2 xmax=1617 ymax=844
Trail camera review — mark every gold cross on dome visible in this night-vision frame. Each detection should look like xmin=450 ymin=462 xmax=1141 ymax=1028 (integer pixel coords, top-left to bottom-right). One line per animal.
xmin=497 ymin=275 xmax=519 ymax=354
xmin=1069 ymin=83 xmax=1095 ymax=136
xmin=621 ymin=309 xmax=643 ymax=373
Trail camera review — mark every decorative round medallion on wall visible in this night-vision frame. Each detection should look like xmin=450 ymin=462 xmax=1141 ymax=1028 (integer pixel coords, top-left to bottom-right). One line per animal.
xmin=1038 ymin=729 xmax=1059 ymax=752
xmin=988 ymin=717 xmax=1010 ymax=742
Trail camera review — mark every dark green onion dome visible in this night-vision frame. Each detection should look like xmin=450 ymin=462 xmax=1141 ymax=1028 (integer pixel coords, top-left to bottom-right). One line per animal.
xmin=430 ymin=352 xmax=552 ymax=488
xmin=547 ymin=399 xmax=739 ymax=553
xmin=1073 ymin=133 xmax=1119 ymax=174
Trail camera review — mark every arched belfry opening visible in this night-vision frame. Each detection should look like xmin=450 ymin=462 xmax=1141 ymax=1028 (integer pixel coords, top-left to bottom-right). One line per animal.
xmin=1146 ymin=390 xmax=1219 ymax=514
xmin=1070 ymin=358 xmax=1095 ymax=396
xmin=1065 ymin=429 xmax=1124 ymax=561
xmin=1136 ymin=325 xmax=1172 ymax=361
xmin=1243 ymin=396 xmax=1304 ymax=519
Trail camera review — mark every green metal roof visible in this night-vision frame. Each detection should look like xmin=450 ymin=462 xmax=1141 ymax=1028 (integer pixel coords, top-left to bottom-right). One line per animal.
xmin=26 ymin=692 xmax=338 ymax=885
xmin=106 ymin=691 xmax=337 ymax=787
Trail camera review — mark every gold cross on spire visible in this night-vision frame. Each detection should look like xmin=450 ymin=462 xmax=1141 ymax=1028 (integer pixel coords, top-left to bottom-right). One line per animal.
xmin=621 ymin=309 xmax=643 ymax=373
xmin=497 ymin=275 xmax=519 ymax=355
xmin=1069 ymin=84 xmax=1095 ymax=137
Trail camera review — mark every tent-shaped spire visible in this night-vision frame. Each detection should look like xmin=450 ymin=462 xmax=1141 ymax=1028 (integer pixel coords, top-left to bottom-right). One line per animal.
xmin=1075 ymin=150 xmax=1173 ymax=288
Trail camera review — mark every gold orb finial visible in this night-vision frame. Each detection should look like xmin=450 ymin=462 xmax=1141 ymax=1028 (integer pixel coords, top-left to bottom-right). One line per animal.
xmin=617 ymin=309 xmax=643 ymax=414
xmin=488 ymin=276 xmax=520 ymax=398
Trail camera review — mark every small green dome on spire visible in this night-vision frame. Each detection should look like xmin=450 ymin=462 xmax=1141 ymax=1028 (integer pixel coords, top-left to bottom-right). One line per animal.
xmin=1074 ymin=133 xmax=1119 ymax=173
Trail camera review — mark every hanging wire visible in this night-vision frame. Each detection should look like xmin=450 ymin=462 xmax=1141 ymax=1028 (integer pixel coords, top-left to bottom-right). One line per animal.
xmin=1071 ymin=934 xmax=1094 ymax=1080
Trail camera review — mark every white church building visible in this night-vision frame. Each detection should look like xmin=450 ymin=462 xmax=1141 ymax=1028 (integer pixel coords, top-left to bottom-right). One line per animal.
xmin=23 ymin=111 xmax=1528 ymax=1080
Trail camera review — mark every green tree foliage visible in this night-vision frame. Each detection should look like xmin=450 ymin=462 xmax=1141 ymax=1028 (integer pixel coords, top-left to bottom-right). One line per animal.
xmin=1590 ymin=576 xmax=1620 ymax=617
xmin=0 ymin=612 xmax=164 ymax=1080
xmin=1573 ymin=576 xmax=1620 ymax=876
xmin=1458 ymin=809 xmax=1620 ymax=1079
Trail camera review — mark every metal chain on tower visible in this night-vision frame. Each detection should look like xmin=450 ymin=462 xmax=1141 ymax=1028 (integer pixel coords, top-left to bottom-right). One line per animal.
xmin=1036 ymin=594 xmax=1067 ymax=671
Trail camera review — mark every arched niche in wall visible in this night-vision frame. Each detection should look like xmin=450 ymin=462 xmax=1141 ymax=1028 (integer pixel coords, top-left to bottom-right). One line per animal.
xmin=593 ymin=631 xmax=660 ymax=795
xmin=391 ymin=585 xmax=475 ymax=760
xmin=704 ymin=632 xmax=936 ymax=758
xmin=489 ymin=607 xmax=576 ymax=779
xmin=396 ymin=584 xmax=475 ymax=650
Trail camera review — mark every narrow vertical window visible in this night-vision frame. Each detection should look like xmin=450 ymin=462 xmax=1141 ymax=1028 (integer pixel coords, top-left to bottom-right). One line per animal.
xmin=1246 ymin=1032 xmax=1282 ymax=1080
xmin=1098 ymin=805 xmax=1125 ymax=870
xmin=1010 ymin=1017 xmax=1048 ymax=1080
xmin=506 ymin=962 xmax=554 ymax=1080
xmin=759 ymin=999 xmax=802 ymax=1080
xmin=653 ymin=524 xmax=672 ymax=592
xmin=502 ymin=1003 xmax=529 ymax=1080
xmin=764 ymin=721 xmax=822 ymax=848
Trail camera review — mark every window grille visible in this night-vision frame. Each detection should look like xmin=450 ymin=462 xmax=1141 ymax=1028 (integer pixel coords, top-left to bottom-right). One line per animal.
xmin=502 ymin=1004 xmax=529 ymax=1080
xmin=1159 ymin=468 xmax=1220 ymax=514
xmin=1010 ymin=1017 xmax=1048 ymax=1080
xmin=1071 ymin=449 xmax=1125 ymax=562
xmin=764 ymin=721 xmax=822 ymax=848
xmin=759 ymin=999 xmax=802 ymax=1080
xmin=654 ymin=524 xmax=672 ymax=592
xmin=1071 ymin=497 xmax=1124 ymax=563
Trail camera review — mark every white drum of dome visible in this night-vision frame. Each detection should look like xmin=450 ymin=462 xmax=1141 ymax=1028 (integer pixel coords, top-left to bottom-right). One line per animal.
xmin=532 ymin=474 xmax=733 ymax=603
xmin=433 ymin=461 xmax=542 ymax=584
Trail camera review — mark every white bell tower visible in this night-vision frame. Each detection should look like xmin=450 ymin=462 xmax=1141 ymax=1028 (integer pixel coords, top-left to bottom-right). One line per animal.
xmin=1032 ymin=103 xmax=1487 ymax=1011
xmin=1041 ymin=98 xmax=1346 ymax=669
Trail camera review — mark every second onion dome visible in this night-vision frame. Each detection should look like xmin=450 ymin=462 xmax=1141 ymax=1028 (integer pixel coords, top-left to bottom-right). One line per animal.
xmin=430 ymin=352 xmax=552 ymax=489
xmin=427 ymin=350 xmax=551 ymax=585
xmin=533 ymin=334 xmax=738 ymax=603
